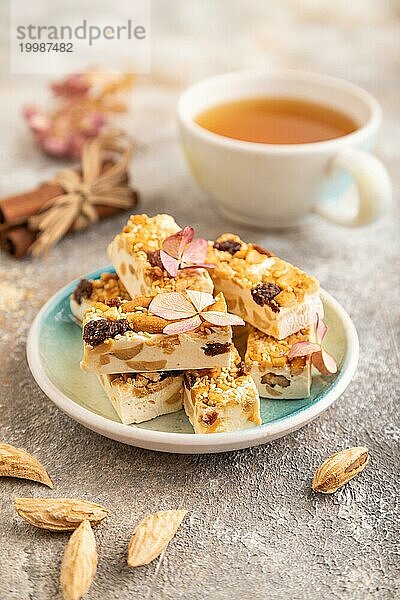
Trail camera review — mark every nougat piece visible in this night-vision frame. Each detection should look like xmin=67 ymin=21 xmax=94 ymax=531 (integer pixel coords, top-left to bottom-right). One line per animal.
xmin=70 ymin=272 xmax=131 ymax=322
xmin=98 ymin=371 xmax=183 ymax=425
xmin=245 ymin=326 xmax=313 ymax=399
xmin=207 ymin=234 xmax=322 ymax=340
xmin=81 ymin=292 xmax=233 ymax=374
xmin=108 ymin=213 xmax=214 ymax=297
xmin=183 ymin=348 xmax=261 ymax=434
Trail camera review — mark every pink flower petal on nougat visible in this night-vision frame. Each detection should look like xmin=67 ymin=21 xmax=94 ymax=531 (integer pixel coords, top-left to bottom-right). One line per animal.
xmin=312 ymin=349 xmax=338 ymax=375
xmin=163 ymin=315 xmax=202 ymax=335
xmin=186 ymin=289 xmax=215 ymax=313
xmin=149 ymin=291 xmax=197 ymax=320
xmin=162 ymin=227 xmax=194 ymax=259
xmin=181 ymin=237 xmax=208 ymax=265
xmin=315 ymin=314 xmax=328 ymax=342
xmin=202 ymin=311 xmax=245 ymax=327
xmin=160 ymin=250 xmax=180 ymax=277
xmin=288 ymin=341 xmax=322 ymax=359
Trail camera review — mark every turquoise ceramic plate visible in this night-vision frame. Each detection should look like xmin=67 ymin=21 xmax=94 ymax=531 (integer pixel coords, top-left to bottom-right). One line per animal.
xmin=27 ymin=266 xmax=359 ymax=454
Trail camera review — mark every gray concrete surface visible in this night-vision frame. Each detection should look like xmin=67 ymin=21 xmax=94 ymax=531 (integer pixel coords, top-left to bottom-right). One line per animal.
xmin=0 ymin=1 xmax=399 ymax=598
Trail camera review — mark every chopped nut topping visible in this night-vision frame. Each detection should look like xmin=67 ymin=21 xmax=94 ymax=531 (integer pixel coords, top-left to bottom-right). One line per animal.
xmin=144 ymin=268 xmax=214 ymax=295
xmin=110 ymin=215 xmax=214 ymax=295
xmin=207 ymin=234 xmax=319 ymax=306
xmin=73 ymin=273 xmax=130 ymax=307
xmin=245 ymin=326 xmax=312 ymax=371
xmin=183 ymin=348 xmax=261 ymax=432
xmin=83 ymin=291 xmax=230 ymax=339
xmin=185 ymin=348 xmax=257 ymax=408
xmin=122 ymin=214 xmax=180 ymax=252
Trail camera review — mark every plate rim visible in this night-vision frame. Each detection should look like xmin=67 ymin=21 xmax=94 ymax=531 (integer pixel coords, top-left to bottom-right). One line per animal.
xmin=26 ymin=267 xmax=359 ymax=453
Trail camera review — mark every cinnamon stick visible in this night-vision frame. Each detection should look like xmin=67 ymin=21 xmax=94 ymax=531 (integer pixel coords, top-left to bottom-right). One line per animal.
xmin=0 ymin=226 xmax=36 ymax=258
xmin=0 ymin=184 xmax=63 ymax=225
xmin=0 ymin=161 xmax=125 ymax=226
xmin=0 ymin=161 xmax=138 ymax=257
xmin=0 ymin=197 xmax=138 ymax=258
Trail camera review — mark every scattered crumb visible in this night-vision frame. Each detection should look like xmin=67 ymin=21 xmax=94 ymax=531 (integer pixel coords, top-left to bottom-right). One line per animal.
xmin=0 ymin=282 xmax=26 ymax=312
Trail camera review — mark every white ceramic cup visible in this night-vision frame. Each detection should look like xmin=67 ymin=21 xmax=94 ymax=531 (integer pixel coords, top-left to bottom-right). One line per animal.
xmin=178 ymin=70 xmax=392 ymax=228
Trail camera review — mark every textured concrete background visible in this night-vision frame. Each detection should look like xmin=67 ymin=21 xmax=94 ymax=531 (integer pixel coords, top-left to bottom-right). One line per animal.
xmin=0 ymin=1 xmax=399 ymax=598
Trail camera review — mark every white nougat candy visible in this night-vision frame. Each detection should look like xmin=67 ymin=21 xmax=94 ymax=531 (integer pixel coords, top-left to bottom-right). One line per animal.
xmin=108 ymin=213 xmax=214 ymax=298
xmin=75 ymin=214 xmax=332 ymax=433
xmin=98 ymin=372 xmax=184 ymax=425
xmin=245 ymin=326 xmax=314 ymax=399
xmin=80 ymin=294 xmax=233 ymax=374
xmin=70 ymin=272 xmax=131 ymax=322
xmin=183 ymin=348 xmax=261 ymax=434
xmin=207 ymin=234 xmax=323 ymax=339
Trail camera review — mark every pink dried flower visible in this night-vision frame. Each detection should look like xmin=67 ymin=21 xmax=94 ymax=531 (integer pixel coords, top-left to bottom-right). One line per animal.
xmin=23 ymin=106 xmax=50 ymax=133
xmin=288 ymin=315 xmax=337 ymax=375
xmin=82 ymin=112 xmax=107 ymax=135
xmin=67 ymin=133 xmax=88 ymax=159
xmin=149 ymin=289 xmax=244 ymax=335
xmin=50 ymin=74 xmax=90 ymax=98
xmin=23 ymin=71 xmax=135 ymax=159
xmin=41 ymin=136 xmax=69 ymax=157
xmin=160 ymin=227 xmax=214 ymax=277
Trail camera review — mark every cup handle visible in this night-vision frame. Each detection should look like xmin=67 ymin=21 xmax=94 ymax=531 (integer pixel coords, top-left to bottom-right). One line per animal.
xmin=314 ymin=147 xmax=392 ymax=226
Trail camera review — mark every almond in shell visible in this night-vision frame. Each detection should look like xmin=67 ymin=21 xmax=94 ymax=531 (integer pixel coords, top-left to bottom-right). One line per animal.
xmin=312 ymin=446 xmax=369 ymax=494
xmin=127 ymin=509 xmax=187 ymax=567
xmin=60 ymin=519 xmax=97 ymax=600
xmin=14 ymin=497 xmax=108 ymax=531
xmin=0 ymin=443 xmax=53 ymax=488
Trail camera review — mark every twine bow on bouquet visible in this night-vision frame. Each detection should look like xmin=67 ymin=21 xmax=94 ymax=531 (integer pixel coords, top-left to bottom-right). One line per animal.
xmin=29 ymin=130 xmax=135 ymax=256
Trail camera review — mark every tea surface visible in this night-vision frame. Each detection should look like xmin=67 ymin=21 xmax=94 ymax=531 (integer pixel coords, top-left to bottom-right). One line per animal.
xmin=195 ymin=96 xmax=358 ymax=144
